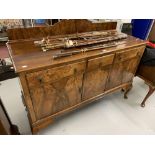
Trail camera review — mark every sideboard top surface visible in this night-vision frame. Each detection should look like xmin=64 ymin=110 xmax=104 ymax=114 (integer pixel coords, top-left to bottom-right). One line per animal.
xmin=7 ymin=33 xmax=146 ymax=73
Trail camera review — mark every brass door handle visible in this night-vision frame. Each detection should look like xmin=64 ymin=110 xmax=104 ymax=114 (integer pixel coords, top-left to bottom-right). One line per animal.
xmin=79 ymin=87 xmax=82 ymax=93
xmin=118 ymin=55 xmax=122 ymax=61
xmin=74 ymin=68 xmax=77 ymax=75
xmin=37 ymin=77 xmax=43 ymax=83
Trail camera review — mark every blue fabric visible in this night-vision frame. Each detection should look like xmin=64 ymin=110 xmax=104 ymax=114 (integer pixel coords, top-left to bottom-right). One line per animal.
xmin=34 ymin=19 xmax=46 ymax=24
xmin=132 ymin=19 xmax=153 ymax=40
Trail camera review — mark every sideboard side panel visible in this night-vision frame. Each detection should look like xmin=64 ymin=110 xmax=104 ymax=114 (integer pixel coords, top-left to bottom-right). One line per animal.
xmin=19 ymin=73 xmax=37 ymax=123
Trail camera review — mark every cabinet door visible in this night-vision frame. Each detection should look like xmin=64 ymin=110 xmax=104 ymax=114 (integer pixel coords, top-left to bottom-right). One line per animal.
xmin=82 ymin=54 xmax=114 ymax=100
xmin=106 ymin=46 xmax=145 ymax=89
xmin=26 ymin=61 xmax=86 ymax=120
xmin=122 ymin=57 xmax=140 ymax=83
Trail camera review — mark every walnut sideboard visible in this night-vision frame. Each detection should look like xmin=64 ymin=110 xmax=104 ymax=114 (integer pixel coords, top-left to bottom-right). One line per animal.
xmin=7 ymin=20 xmax=146 ymax=133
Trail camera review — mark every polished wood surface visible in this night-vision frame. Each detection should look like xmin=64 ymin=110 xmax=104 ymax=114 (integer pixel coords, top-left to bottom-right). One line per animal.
xmin=7 ymin=20 xmax=146 ymax=133
xmin=7 ymin=35 xmax=145 ymax=73
xmin=83 ymin=54 xmax=114 ymax=100
xmin=106 ymin=46 xmax=144 ymax=89
xmin=27 ymin=61 xmax=86 ymax=120
xmin=7 ymin=19 xmax=117 ymax=40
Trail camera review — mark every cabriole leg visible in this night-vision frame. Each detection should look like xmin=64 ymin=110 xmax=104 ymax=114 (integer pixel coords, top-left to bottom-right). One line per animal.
xmin=124 ymin=84 xmax=133 ymax=99
xmin=141 ymin=85 xmax=155 ymax=107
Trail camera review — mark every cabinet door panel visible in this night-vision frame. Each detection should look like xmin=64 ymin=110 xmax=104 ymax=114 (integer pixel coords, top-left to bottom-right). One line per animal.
xmin=26 ymin=61 xmax=86 ymax=120
xmin=106 ymin=62 xmax=124 ymax=89
xmin=106 ymin=59 xmax=138 ymax=89
xmin=29 ymin=74 xmax=83 ymax=120
xmin=122 ymin=57 xmax=139 ymax=83
xmin=82 ymin=66 xmax=110 ymax=100
xmin=82 ymin=54 xmax=114 ymax=100
xmin=106 ymin=46 xmax=145 ymax=89
xmin=107 ymin=58 xmax=142 ymax=90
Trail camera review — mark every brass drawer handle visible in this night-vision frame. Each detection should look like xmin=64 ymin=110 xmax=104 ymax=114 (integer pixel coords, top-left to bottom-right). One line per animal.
xmin=37 ymin=77 xmax=43 ymax=83
xmin=74 ymin=68 xmax=77 ymax=74
xmin=79 ymin=87 xmax=82 ymax=93
xmin=118 ymin=55 xmax=122 ymax=60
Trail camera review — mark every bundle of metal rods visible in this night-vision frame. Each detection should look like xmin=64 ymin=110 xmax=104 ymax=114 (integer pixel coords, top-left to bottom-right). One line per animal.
xmin=34 ymin=31 xmax=127 ymax=52
xmin=52 ymin=41 xmax=127 ymax=59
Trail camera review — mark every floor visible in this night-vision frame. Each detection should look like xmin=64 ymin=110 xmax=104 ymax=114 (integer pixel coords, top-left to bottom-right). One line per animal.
xmin=0 ymin=77 xmax=155 ymax=135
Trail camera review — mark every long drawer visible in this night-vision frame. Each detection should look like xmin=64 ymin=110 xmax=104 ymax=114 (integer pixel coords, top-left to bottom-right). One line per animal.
xmin=26 ymin=61 xmax=86 ymax=88
xmin=87 ymin=54 xmax=114 ymax=71
xmin=115 ymin=46 xmax=144 ymax=63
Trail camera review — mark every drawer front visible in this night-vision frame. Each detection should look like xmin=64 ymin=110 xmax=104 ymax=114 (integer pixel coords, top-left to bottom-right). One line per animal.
xmin=87 ymin=54 xmax=114 ymax=71
xmin=115 ymin=46 xmax=144 ymax=63
xmin=26 ymin=61 xmax=86 ymax=88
